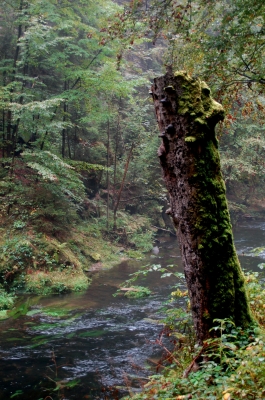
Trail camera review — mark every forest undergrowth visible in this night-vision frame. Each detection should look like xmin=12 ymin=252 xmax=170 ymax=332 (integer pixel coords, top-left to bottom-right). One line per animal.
xmin=122 ymin=271 xmax=265 ymax=400
xmin=0 ymin=156 xmax=156 ymax=316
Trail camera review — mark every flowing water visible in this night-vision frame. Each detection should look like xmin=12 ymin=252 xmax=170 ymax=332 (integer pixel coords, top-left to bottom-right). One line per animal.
xmin=0 ymin=221 xmax=265 ymax=400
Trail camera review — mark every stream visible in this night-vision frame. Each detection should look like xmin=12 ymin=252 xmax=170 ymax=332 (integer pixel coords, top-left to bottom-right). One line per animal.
xmin=1 ymin=221 xmax=265 ymax=400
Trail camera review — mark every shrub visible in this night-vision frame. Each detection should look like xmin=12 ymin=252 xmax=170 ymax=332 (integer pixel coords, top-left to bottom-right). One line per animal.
xmin=123 ymin=272 xmax=265 ymax=400
xmin=25 ymin=269 xmax=90 ymax=295
xmin=0 ymin=287 xmax=15 ymax=310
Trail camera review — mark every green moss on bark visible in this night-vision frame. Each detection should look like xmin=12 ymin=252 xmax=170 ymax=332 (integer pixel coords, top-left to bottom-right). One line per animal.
xmin=152 ymin=70 xmax=254 ymax=343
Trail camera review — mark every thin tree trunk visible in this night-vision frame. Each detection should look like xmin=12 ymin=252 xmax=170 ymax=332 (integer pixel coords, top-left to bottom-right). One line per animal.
xmin=2 ymin=110 xmax=5 ymax=157
xmin=67 ymin=130 xmax=71 ymax=159
xmin=6 ymin=110 xmax=12 ymax=157
xmin=73 ymin=124 xmax=77 ymax=159
xmin=113 ymin=107 xmax=121 ymax=210
xmin=106 ymin=119 xmax=110 ymax=231
xmin=6 ymin=0 xmax=24 ymax=157
xmin=62 ymin=80 xmax=68 ymax=158
xmin=151 ymin=69 xmax=253 ymax=344
xmin=62 ymin=126 xmax=66 ymax=158
xmin=2 ymin=68 xmax=6 ymax=157
xmin=113 ymin=142 xmax=117 ymax=210
xmin=113 ymin=143 xmax=134 ymax=231
xmin=40 ymin=106 xmax=58 ymax=150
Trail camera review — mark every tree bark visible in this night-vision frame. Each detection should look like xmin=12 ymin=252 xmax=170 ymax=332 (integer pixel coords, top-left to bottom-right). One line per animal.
xmin=106 ymin=118 xmax=110 ymax=231
xmin=151 ymin=69 xmax=253 ymax=344
xmin=113 ymin=143 xmax=134 ymax=231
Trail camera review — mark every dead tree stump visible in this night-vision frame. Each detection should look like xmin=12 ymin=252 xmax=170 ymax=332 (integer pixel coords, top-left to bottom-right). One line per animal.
xmin=151 ymin=70 xmax=253 ymax=343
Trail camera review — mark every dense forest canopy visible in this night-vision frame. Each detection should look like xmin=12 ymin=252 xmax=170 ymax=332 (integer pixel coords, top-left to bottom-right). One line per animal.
xmin=1 ymin=0 xmax=265 ymax=208
xmin=0 ymin=0 xmax=163 ymax=217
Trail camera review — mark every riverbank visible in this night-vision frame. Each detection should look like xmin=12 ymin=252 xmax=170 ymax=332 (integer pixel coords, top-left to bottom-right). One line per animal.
xmin=124 ymin=271 xmax=265 ymax=400
xmin=0 ymin=210 xmax=155 ymax=316
xmin=1 ymin=201 xmax=265 ymax=316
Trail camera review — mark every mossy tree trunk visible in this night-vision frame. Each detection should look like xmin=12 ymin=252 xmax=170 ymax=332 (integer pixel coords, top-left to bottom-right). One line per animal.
xmin=151 ymin=69 xmax=253 ymax=344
